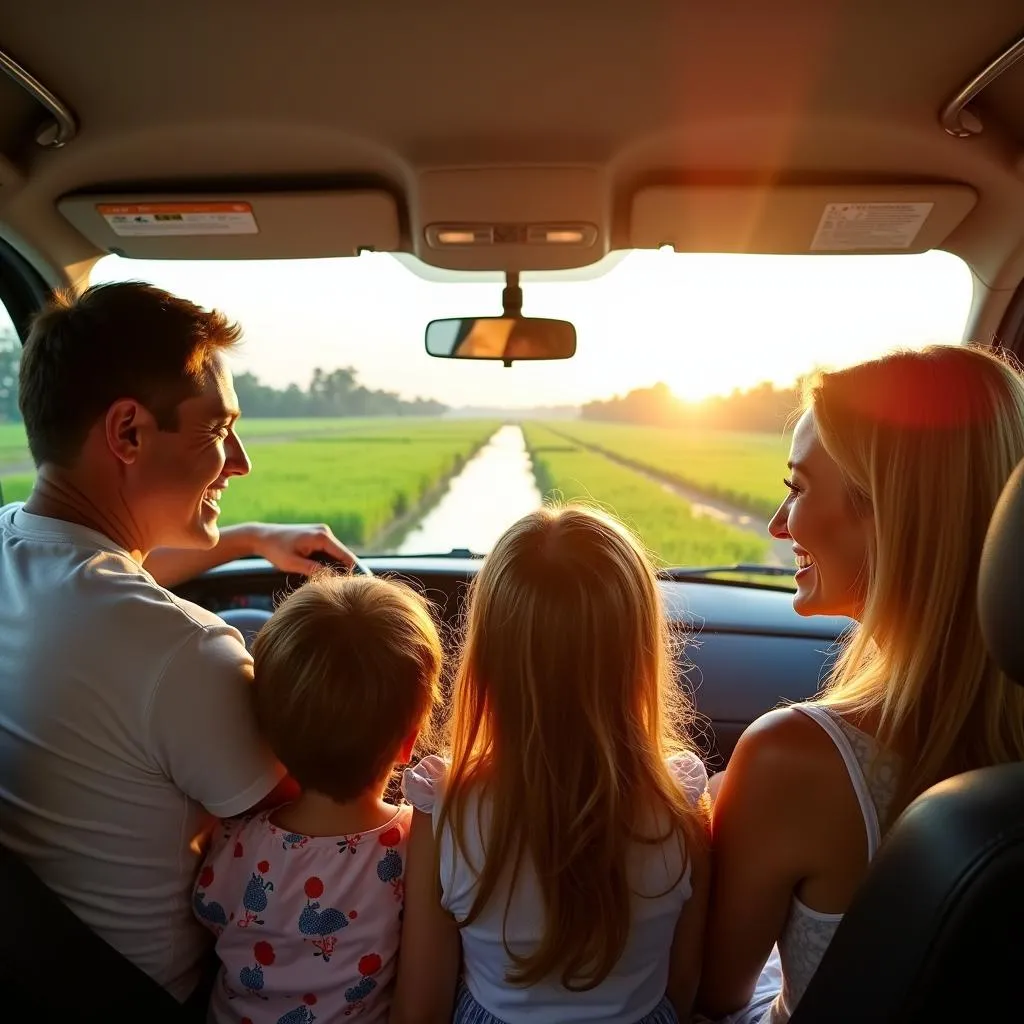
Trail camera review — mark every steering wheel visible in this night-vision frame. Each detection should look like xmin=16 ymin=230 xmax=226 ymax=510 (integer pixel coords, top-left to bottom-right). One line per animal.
xmin=308 ymin=550 xmax=373 ymax=577
xmin=220 ymin=550 xmax=372 ymax=651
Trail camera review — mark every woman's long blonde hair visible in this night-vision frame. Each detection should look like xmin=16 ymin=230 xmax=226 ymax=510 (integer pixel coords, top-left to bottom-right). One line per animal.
xmin=439 ymin=505 xmax=706 ymax=991
xmin=812 ymin=344 xmax=1024 ymax=802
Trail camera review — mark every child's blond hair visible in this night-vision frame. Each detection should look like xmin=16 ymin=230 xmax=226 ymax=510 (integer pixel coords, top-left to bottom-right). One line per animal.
xmin=441 ymin=505 xmax=707 ymax=991
xmin=252 ymin=573 xmax=441 ymax=802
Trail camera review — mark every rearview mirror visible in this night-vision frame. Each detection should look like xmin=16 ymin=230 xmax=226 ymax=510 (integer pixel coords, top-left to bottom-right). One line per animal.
xmin=425 ymin=316 xmax=576 ymax=362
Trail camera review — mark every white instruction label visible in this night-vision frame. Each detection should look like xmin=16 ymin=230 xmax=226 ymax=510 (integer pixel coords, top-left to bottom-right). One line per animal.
xmin=97 ymin=202 xmax=259 ymax=237
xmin=810 ymin=202 xmax=933 ymax=252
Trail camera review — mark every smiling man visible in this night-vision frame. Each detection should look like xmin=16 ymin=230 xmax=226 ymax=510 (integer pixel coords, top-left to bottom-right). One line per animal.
xmin=0 ymin=282 xmax=353 ymax=1004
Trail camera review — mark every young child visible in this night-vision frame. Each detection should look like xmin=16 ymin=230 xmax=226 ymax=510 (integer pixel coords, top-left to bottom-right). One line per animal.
xmin=192 ymin=573 xmax=441 ymax=1024
xmin=391 ymin=506 xmax=711 ymax=1024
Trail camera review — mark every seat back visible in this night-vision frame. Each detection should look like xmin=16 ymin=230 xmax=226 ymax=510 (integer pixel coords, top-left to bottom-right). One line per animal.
xmin=978 ymin=457 xmax=1024 ymax=681
xmin=790 ymin=456 xmax=1024 ymax=1024
xmin=790 ymin=765 xmax=1024 ymax=1022
xmin=0 ymin=841 xmax=195 ymax=1020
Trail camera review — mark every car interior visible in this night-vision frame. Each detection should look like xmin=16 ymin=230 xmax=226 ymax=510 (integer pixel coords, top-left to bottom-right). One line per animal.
xmin=0 ymin=1 xmax=1023 ymax=1018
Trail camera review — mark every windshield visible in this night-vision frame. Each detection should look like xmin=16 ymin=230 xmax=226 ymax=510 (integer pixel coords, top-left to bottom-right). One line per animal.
xmin=0 ymin=249 xmax=972 ymax=577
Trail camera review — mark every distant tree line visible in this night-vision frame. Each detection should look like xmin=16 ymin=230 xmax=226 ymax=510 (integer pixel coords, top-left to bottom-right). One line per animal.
xmin=581 ymin=377 xmax=816 ymax=433
xmin=0 ymin=331 xmax=447 ymax=422
xmin=234 ymin=367 xmax=447 ymax=418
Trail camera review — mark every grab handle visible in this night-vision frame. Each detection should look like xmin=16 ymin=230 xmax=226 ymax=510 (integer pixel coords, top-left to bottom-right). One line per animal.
xmin=0 ymin=45 xmax=77 ymax=148
xmin=940 ymin=31 xmax=1024 ymax=138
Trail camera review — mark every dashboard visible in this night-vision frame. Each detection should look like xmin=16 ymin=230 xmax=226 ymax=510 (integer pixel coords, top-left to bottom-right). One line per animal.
xmin=174 ymin=556 xmax=851 ymax=768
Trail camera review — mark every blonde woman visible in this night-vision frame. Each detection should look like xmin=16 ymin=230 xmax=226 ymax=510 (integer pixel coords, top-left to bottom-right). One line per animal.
xmin=391 ymin=507 xmax=711 ymax=1024
xmin=699 ymin=345 xmax=1024 ymax=1024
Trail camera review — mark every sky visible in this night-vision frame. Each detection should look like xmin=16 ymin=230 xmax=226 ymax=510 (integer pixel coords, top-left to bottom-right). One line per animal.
xmin=91 ymin=247 xmax=975 ymax=409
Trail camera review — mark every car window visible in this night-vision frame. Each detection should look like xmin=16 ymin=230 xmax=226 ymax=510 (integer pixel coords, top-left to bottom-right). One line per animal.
xmin=0 ymin=249 xmax=973 ymax=576
xmin=0 ymin=301 xmax=28 ymax=505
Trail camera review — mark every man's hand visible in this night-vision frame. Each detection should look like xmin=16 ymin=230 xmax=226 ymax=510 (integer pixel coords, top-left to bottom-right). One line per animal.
xmin=144 ymin=521 xmax=356 ymax=589
xmin=247 ymin=522 xmax=356 ymax=576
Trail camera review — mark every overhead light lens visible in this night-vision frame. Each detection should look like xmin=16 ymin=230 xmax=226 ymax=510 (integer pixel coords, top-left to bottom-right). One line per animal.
xmin=435 ymin=230 xmax=479 ymax=245
xmin=544 ymin=229 xmax=585 ymax=244
xmin=526 ymin=225 xmax=592 ymax=245
xmin=426 ymin=223 xmax=596 ymax=248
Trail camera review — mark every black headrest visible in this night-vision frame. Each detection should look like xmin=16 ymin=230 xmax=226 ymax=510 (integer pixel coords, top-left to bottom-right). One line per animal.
xmin=978 ymin=457 xmax=1024 ymax=685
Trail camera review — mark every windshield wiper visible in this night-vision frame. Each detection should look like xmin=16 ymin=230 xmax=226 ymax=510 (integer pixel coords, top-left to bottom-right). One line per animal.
xmin=373 ymin=548 xmax=486 ymax=559
xmin=660 ymin=563 xmax=794 ymax=583
xmin=445 ymin=548 xmax=486 ymax=559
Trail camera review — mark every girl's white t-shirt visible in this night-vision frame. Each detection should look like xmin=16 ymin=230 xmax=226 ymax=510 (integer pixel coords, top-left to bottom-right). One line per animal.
xmin=402 ymin=752 xmax=708 ymax=1024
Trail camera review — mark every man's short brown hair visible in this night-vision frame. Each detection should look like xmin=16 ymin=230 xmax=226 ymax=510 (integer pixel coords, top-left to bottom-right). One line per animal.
xmin=252 ymin=573 xmax=442 ymax=803
xmin=19 ymin=281 xmax=242 ymax=467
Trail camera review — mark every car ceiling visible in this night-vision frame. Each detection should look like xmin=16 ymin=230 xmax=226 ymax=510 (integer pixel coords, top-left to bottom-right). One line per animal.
xmin=1 ymin=1 xmax=1024 ymax=332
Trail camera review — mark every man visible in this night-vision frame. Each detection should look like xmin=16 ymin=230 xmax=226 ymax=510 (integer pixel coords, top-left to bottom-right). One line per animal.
xmin=0 ymin=281 xmax=354 ymax=1002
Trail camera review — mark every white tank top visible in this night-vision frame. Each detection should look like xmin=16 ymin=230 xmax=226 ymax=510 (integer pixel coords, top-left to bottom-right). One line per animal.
xmin=765 ymin=705 xmax=900 ymax=1024
xmin=402 ymin=752 xmax=710 ymax=1024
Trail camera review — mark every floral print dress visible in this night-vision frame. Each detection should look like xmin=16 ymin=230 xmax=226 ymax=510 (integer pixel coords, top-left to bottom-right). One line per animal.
xmin=193 ymin=805 xmax=411 ymax=1024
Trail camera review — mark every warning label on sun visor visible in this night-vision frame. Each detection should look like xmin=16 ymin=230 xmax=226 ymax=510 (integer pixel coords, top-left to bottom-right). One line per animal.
xmin=97 ymin=202 xmax=259 ymax=237
xmin=810 ymin=202 xmax=933 ymax=252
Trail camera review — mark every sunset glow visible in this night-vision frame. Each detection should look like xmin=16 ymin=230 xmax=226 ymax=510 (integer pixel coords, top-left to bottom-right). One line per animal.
xmin=92 ymin=248 xmax=974 ymax=408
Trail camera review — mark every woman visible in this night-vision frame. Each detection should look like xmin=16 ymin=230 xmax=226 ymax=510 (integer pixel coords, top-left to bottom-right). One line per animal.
xmin=699 ymin=344 xmax=1024 ymax=1024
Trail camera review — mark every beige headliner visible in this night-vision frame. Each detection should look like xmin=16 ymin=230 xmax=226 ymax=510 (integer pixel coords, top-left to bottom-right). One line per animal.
xmin=1 ymin=1 xmax=1024 ymax=341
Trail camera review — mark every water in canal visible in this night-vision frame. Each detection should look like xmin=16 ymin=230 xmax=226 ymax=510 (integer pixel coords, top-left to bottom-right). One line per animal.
xmin=397 ymin=424 xmax=542 ymax=554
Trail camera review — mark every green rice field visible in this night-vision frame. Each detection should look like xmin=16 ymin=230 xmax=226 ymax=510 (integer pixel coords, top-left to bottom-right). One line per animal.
xmin=0 ymin=420 xmax=499 ymax=549
xmin=0 ymin=420 xmax=33 ymax=503
xmin=0 ymin=422 xmax=29 ymax=464
xmin=545 ymin=420 xmax=791 ymax=520
xmin=0 ymin=417 xmax=789 ymax=564
xmin=523 ymin=424 xmax=770 ymax=566
xmin=221 ymin=420 xmax=498 ymax=546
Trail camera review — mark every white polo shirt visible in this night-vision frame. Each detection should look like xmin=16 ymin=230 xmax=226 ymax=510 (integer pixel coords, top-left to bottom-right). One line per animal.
xmin=0 ymin=504 xmax=284 ymax=1001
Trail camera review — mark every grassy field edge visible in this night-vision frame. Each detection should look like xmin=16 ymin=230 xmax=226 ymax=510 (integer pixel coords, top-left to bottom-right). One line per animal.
xmin=366 ymin=429 xmax=497 ymax=552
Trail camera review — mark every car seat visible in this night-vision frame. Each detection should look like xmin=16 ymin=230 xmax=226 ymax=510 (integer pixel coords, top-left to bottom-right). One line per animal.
xmin=0 ymin=838 xmax=200 ymax=1019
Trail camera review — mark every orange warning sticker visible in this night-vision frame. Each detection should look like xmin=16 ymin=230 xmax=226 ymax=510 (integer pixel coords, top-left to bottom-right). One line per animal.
xmin=97 ymin=202 xmax=259 ymax=237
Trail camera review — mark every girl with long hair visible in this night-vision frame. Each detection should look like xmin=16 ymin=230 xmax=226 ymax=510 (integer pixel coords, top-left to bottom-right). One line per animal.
xmin=391 ymin=506 xmax=711 ymax=1024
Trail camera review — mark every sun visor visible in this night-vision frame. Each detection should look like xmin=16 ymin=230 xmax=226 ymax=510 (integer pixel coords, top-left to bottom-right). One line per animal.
xmin=57 ymin=190 xmax=401 ymax=259
xmin=629 ymin=184 xmax=977 ymax=255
